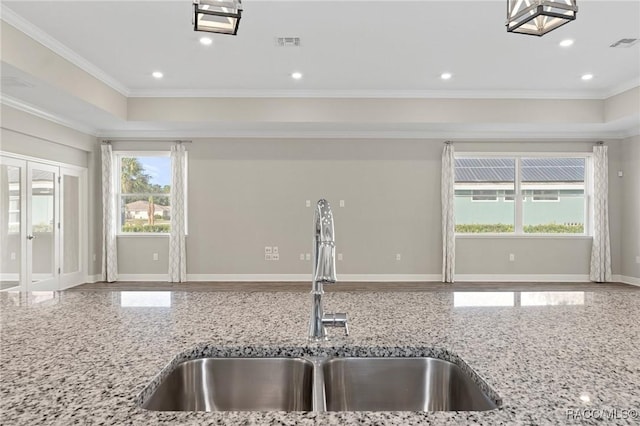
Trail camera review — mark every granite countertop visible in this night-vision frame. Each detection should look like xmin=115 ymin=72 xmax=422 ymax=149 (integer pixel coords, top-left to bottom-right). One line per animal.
xmin=1 ymin=286 xmax=639 ymax=425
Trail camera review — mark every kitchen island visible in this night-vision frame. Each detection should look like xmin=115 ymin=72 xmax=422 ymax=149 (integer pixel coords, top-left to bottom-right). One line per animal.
xmin=1 ymin=284 xmax=639 ymax=425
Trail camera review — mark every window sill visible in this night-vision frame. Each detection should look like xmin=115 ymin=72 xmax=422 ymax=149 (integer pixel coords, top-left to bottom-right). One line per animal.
xmin=456 ymin=234 xmax=592 ymax=239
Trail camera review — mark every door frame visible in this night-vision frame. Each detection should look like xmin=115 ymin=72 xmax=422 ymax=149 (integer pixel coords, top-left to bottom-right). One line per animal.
xmin=0 ymin=156 xmax=27 ymax=291
xmin=1 ymin=152 xmax=88 ymax=292
xmin=59 ymin=167 xmax=88 ymax=289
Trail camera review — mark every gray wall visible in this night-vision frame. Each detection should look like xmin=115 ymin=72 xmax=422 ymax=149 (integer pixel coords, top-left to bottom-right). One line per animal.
xmin=113 ymin=138 xmax=626 ymax=278
xmin=621 ymin=136 xmax=640 ymax=279
xmin=1 ymin=105 xmax=100 ymax=277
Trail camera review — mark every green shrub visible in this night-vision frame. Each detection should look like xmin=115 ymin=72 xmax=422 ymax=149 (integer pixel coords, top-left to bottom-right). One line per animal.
xmin=456 ymin=223 xmax=584 ymax=234
xmin=455 ymin=223 xmax=514 ymax=233
xmin=523 ymin=223 xmax=583 ymax=233
xmin=122 ymin=223 xmax=170 ymax=233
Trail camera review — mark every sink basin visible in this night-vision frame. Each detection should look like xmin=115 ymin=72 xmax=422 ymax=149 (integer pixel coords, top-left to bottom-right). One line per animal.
xmin=142 ymin=357 xmax=314 ymax=411
xmin=140 ymin=355 xmax=499 ymax=412
xmin=323 ymin=357 xmax=498 ymax=411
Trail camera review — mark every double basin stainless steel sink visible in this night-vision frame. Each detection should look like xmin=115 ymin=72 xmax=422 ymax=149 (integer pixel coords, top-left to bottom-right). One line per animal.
xmin=141 ymin=356 xmax=499 ymax=412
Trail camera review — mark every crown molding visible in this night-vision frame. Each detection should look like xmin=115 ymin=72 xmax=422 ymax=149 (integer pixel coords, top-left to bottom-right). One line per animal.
xmin=127 ymin=88 xmax=610 ymax=100
xmin=1 ymin=94 xmax=99 ymax=136
xmin=603 ymin=78 xmax=640 ymax=99
xmin=96 ymin=128 xmax=635 ymax=140
xmin=2 ymin=93 xmax=635 ymax=141
xmin=0 ymin=4 xmax=130 ymax=96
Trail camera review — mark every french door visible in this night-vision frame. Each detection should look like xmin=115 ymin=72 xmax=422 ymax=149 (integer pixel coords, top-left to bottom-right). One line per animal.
xmin=27 ymin=162 xmax=59 ymax=290
xmin=0 ymin=155 xmax=86 ymax=292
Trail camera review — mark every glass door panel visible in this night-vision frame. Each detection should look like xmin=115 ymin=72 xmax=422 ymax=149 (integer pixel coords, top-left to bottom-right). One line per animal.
xmin=60 ymin=169 xmax=84 ymax=288
xmin=28 ymin=163 xmax=59 ymax=290
xmin=0 ymin=158 xmax=24 ymax=291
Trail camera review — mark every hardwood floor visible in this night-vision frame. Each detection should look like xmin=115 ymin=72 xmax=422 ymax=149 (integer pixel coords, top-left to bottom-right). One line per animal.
xmin=69 ymin=281 xmax=638 ymax=292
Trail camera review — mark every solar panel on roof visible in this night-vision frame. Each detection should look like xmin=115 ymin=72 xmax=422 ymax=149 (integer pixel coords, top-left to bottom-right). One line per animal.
xmin=455 ymin=158 xmax=585 ymax=182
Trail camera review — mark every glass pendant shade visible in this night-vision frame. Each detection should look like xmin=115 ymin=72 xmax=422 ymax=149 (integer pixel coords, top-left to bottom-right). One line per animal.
xmin=193 ymin=0 xmax=242 ymax=35
xmin=507 ymin=0 xmax=578 ymax=36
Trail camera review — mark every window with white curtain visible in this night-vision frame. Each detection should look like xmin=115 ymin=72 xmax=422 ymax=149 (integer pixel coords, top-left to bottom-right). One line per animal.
xmin=454 ymin=154 xmax=592 ymax=235
xmin=114 ymin=152 xmax=187 ymax=235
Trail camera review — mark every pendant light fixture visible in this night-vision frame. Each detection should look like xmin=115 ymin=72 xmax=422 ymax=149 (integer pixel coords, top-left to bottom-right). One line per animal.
xmin=507 ymin=0 xmax=578 ymax=36
xmin=193 ymin=0 xmax=242 ymax=36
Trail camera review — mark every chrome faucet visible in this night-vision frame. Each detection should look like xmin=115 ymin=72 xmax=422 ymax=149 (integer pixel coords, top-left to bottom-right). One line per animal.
xmin=309 ymin=199 xmax=348 ymax=341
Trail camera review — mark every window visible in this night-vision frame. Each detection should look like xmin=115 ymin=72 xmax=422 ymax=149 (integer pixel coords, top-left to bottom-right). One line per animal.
xmin=454 ymin=158 xmax=515 ymax=233
xmin=116 ymin=153 xmax=175 ymax=234
xmin=455 ymin=155 xmax=590 ymax=235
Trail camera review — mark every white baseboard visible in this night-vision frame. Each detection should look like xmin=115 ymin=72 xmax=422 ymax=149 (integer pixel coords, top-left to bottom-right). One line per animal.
xmin=187 ymin=274 xmax=441 ymax=282
xmin=187 ymin=274 xmax=306 ymax=282
xmin=106 ymin=274 xmax=442 ymax=282
xmin=118 ymin=274 xmax=169 ymax=282
xmin=81 ymin=272 xmax=640 ymax=285
xmin=619 ymin=275 xmax=640 ymax=286
xmin=455 ymin=274 xmax=591 ymax=282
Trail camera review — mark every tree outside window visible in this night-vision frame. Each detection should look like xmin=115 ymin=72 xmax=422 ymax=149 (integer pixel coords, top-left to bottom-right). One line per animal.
xmin=119 ymin=156 xmax=171 ymax=233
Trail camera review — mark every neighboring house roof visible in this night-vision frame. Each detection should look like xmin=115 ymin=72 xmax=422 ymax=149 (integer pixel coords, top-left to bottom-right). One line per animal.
xmin=125 ymin=200 xmax=170 ymax=212
xmin=455 ymin=158 xmax=585 ymax=182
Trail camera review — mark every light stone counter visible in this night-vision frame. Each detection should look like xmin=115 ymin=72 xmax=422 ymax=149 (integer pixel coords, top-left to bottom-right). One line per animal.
xmin=1 ymin=287 xmax=639 ymax=425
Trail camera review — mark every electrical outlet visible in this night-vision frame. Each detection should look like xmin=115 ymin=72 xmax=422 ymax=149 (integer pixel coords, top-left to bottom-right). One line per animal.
xmin=305 ymin=253 xmax=311 ymax=261
xmin=338 ymin=253 xmax=343 ymax=261
xmin=339 ymin=200 xmax=345 ymax=207
xmin=299 ymin=253 xmax=305 ymax=261
xmin=265 ymin=246 xmax=272 ymax=254
xmin=509 ymin=253 xmax=515 ymax=262
xmin=272 ymin=246 xmax=279 ymax=254
xmin=272 ymin=253 xmax=280 ymax=261
xmin=396 ymin=253 xmax=401 ymax=261
xmin=265 ymin=254 xmax=272 ymax=261
xmin=153 ymin=253 xmax=159 ymax=261
xmin=10 ymin=252 xmax=16 ymax=260
xmin=305 ymin=200 xmax=311 ymax=207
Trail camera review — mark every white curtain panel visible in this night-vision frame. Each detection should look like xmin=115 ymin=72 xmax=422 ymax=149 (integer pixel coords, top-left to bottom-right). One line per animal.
xmin=590 ymin=145 xmax=612 ymax=282
xmin=169 ymin=143 xmax=187 ymax=282
xmin=101 ymin=143 xmax=118 ymax=282
xmin=441 ymin=143 xmax=456 ymax=283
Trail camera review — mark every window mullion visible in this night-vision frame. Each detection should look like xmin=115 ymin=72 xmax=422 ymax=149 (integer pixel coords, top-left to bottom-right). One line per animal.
xmin=514 ymin=157 xmax=523 ymax=234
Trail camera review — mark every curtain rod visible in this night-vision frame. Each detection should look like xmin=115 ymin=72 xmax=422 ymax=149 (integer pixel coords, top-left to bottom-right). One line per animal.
xmin=101 ymin=140 xmax=192 ymax=144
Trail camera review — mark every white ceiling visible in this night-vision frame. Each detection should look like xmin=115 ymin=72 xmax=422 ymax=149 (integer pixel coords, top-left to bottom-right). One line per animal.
xmin=3 ymin=0 xmax=640 ymax=97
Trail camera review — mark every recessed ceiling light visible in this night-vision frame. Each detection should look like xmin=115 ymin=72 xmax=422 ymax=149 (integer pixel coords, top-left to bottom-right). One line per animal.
xmin=441 ymin=72 xmax=453 ymax=80
xmin=152 ymin=71 xmax=164 ymax=79
xmin=199 ymin=37 xmax=213 ymax=46
xmin=581 ymin=73 xmax=594 ymax=81
xmin=291 ymin=72 xmax=303 ymax=80
xmin=579 ymin=393 xmax=591 ymax=403
xmin=559 ymin=39 xmax=574 ymax=47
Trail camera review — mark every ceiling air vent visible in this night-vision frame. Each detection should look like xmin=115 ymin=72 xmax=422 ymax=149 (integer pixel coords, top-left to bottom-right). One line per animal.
xmin=1 ymin=76 xmax=35 ymax=88
xmin=609 ymin=38 xmax=639 ymax=48
xmin=276 ymin=37 xmax=301 ymax=47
